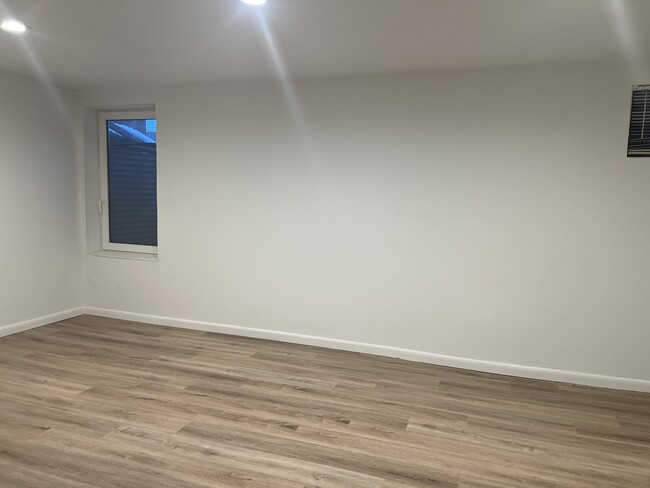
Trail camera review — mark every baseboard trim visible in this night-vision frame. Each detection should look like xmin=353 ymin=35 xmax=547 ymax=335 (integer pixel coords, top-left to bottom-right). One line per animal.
xmin=0 ymin=307 xmax=86 ymax=339
xmin=397 ymin=349 xmax=650 ymax=393
xmin=82 ymin=307 xmax=650 ymax=393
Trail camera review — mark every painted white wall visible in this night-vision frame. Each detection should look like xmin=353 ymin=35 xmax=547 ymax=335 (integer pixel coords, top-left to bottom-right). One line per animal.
xmin=0 ymin=69 xmax=83 ymax=328
xmin=81 ymin=62 xmax=650 ymax=382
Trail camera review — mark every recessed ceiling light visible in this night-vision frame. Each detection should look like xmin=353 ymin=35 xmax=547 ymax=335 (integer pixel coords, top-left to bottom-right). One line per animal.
xmin=1 ymin=19 xmax=28 ymax=34
xmin=241 ymin=0 xmax=267 ymax=5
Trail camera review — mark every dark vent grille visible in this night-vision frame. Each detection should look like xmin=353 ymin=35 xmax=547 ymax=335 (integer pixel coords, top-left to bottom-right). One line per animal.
xmin=628 ymin=86 xmax=650 ymax=157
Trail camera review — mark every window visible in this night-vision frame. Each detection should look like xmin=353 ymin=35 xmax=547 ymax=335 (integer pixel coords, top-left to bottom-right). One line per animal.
xmin=99 ymin=111 xmax=158 ymax=254
xmin=628 ymin=85 xmax=650 ymax=157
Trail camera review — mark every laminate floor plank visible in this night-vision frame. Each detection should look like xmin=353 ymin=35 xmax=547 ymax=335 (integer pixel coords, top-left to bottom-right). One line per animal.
xmin=0 ymin=314 xmax=648 ymax=487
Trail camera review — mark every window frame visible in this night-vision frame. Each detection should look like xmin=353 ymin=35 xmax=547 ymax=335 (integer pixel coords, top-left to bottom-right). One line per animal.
xmin=98 ymin=110 xmax=158 ymax=254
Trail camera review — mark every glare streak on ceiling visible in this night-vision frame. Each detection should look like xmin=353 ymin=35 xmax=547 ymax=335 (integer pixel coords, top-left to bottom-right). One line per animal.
xmin=606 ymin=0 xmax=650 ymax=81
xmin=0 ymin=0 xmax=648 ymax=88
xmin=0 ymin=0 xmax=73 ymax=129
xmin=251 ymin=7 xmax=317 ymax=164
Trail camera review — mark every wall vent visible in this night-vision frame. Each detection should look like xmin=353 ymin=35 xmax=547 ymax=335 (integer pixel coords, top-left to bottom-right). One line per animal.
xmin=628 ymin=85 xmax=650 ymax=157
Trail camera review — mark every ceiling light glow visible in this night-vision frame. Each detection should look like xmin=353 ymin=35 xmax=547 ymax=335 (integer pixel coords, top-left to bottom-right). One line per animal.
xmin=241 ymin=0 xmax=267 ymax=5
xmin=1 ymin=19 xmax=27 ymax=33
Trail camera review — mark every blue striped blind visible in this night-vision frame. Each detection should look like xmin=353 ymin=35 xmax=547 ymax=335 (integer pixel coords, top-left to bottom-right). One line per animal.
xmin=106 ymin=119 xmax=158 ymax=246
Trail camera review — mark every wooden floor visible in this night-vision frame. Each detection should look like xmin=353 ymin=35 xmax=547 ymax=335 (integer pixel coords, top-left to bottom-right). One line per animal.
xmin=0 ymin=315 xmax=649 ymax=487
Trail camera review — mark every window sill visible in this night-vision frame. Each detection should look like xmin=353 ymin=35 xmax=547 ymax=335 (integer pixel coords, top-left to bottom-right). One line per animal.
xmin=91 ymin=250 xmax=159 ymax=262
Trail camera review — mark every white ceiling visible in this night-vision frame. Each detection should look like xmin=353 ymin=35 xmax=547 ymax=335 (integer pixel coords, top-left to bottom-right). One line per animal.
xmin=0 ymin=0 xmax=649 ymax=88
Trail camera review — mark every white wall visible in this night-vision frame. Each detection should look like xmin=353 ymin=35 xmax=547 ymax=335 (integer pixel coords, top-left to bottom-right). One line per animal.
xmin=0 ymin=69 xmax=83 ymax=328
xmin=81 ymin=62 xmax=650 ymax=382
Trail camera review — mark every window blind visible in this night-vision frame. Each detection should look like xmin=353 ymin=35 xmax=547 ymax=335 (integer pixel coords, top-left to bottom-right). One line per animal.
xmin=628 ymin=86 xmax=650 ymax=157
xmin=106 ymin=120 xmax=158 ymax=247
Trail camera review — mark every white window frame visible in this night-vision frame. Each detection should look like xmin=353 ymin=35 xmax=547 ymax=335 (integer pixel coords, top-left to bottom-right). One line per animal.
xmin=98 ymin=110 xmax=158 ymax=254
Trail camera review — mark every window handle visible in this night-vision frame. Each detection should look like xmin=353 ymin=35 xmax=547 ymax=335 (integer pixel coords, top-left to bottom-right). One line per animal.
xmin=98 ymin=200 xmax=105 ymax=216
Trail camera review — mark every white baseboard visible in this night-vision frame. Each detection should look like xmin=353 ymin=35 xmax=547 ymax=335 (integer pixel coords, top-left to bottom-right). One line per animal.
xmin=74 ymin=307 xmax=649 ymax=393
xmin=0 ymin=307 xmax=86 ymax=339
xmin=397 ymin=349 xmax=650 ymax=393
